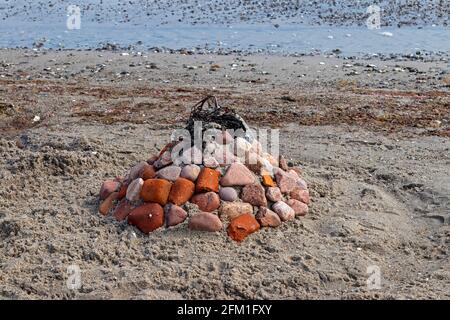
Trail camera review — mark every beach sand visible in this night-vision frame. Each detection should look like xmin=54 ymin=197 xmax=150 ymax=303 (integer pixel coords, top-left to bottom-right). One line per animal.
xmin=0 ymin=49 xmax=449 ymax=299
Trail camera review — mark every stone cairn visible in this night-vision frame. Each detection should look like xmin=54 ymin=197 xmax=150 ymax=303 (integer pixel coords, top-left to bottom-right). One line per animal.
xmin=98 ymin=96 xmax=310 ymax=242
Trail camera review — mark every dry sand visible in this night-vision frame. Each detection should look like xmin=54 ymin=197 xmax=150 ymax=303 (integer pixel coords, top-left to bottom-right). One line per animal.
xmin=0 ymin=49 xmax=449 ymax=299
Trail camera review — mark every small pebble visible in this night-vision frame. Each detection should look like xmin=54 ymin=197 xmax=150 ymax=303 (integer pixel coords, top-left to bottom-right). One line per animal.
xmin=256 ymin=207 xmax=281 ymax=227
xmin=272 ymin=201 xmax=295 ymax=221
xmin=99 ymin=192 xmax=118 ymax=216
xmin=99 ymin=180 xmax=120 ymax=200
xmin=220 ymin=163 xmax=255 ymax=186
xmin=165 ymin=204 xmax=188 ymax=227
xmin=156 ymin=165 xmax=181 ymax=182
xmin=274 ymin=169 xmax=298 ymax=194
xmin=189 ymin=212 xmax=223 ymax=232
xmin=241 ymin=183 xmax=267 ymax=207
xmin=287 ymin=199 xmax=309 ymax=216
xmin=180 ymin=164 xmax=201 ymax=181
xmin=191 ymin=192 xmax=220 ymax=212
xmin=113 ymin=199 xmax=135 ymax=221
xmin=219 ymin=187 xmax=238 ymax=202
xmin=219 ymin=202 xmax=253 ymax=221
xmin=266 ymin=187 xmax=282 ymax=202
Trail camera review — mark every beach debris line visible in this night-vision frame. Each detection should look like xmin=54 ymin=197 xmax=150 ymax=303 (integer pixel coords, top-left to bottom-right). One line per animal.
xmin=97 ymin=96 xmax=310 ymax=242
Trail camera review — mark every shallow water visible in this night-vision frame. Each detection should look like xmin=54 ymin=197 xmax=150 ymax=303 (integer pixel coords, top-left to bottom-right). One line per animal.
xmin=1 ymin=19 xmax=449 ymax=55
xmin=1 ymin=0 xmax=449 ymax=55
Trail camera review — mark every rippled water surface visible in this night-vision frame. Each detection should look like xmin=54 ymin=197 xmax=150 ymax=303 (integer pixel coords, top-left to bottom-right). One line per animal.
xmin=1 ymin=19 xmax=449 ymax=55
xmin=1 ymin=0 xmax=449 ymax=54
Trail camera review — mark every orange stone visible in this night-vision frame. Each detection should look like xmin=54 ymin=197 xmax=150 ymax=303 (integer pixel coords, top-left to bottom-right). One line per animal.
xmin=262 ymin=175 xmax=275 ymax=187
xmin=168 ymin=177 xmax=195 ymax=206
xmin=140 ymin=179 xmax=172 ymax=205
xmin=195 ymin=167 xmax=220 ymax=193
xmin=128 ymin=203 xmax=164 ymax=234
xmin=139 ymin=164 xmax=156 ymax=180
xmin=227 ymin=213 xmax=260 ymax=242
xmin=99 ymin=192 xmax=118 ymax=216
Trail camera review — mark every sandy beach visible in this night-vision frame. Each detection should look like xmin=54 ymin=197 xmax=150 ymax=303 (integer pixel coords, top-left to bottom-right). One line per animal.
xmin=0 ymin=48 xmax=449 ymax=299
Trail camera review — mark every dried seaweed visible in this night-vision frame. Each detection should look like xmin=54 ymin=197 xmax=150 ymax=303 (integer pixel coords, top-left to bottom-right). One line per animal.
xmin=185 ymin=96 xmax=249 ymax=139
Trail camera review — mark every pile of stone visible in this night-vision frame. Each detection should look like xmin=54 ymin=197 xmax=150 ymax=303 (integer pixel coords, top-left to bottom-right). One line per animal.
xmin=98 ymin=98 xmax=310 ymax=242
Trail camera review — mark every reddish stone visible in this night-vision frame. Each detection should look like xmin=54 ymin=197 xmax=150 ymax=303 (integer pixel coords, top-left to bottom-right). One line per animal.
xmin=140 ymin=179 xmax=172 ymax=205
xmin=290 ymin=188 xmax=310 ymax=204
xmin=219 ymin=202 xmax=253 ymax=221
xmin=168 ymin=178 xmax=195 ymax=206
xmin=126 ymin=178 xmax=144 ymax=202
xmin=227 ymin=214 xmax=260 ymax=242
xmin=287 ymin=199 xmax=309 ymax=216
xmin=219 ymin=187 xmax=238 ymax=202
xmin=139 ymin=164 xmax=156 ymax=180
xmin=99 ymin=192 xmax=118 ymax=216
xmin=191 ymin=192 xmax=220 ymax=212
xmin=165 ymin=204 xmax=188 ymax=227
xmin=241 ymin=184 xmax=267 ymax=207
xmin=266 ymin=187 xmax=282 ymax=202
xmin=256 ymin=207 xmax=281 ymax=227
xmin=220 ymin=163 xmax=255 ymax=186
xmin=129 ymin=161 xmax=148 ymax=181
xmin=274 ymin=169 xmax=298 ymax=194
xmin=128 ymin=203 xmax=164 ymax=234
xmin=195 ymin=167 xmax=220 ymax=193
xmin=113 ymin=199 xmax=135 ymax=221
xmin=99 ymin=180 xmax=119 ymax=200
xmin=272 ymin=201 xmax=295 ymax=222
xmin=116 ymin=182 xmax=128 ymax=200
xmin=188 ymin=212 xmax=223 ymax=232
xmin=180 ymin=164 xmax=201 ymax=181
